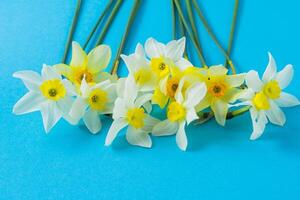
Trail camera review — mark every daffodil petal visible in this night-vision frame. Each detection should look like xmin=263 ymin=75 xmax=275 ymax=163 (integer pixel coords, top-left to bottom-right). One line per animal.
xmin=116 ymin=78 xmax=126 ymax=97
xmin=62 ymin=79 xmax=76 ymax=96
xmin=105 ymin=118 xmax=128 ymax=146
xmin=94 ymin=71 xmax=118 ymax=83
xmin=70 ymin=41 xmax=87 ymax=67
xmin=80 ymin=77 xmax=91 ymax=98
xmin=262 ymin=52 xmax=277 ymax=82
xmin=250 ymin=109 xmax=267 ymax=140
xmin=176 ymin=122 xmax=187 ymax=151
xmin=238 ymin=88 xmax=255 ymax=101
xmin=135 ymin=43 xmax=146 ymax=57
xmin=175 ymin=58 xmax=193 ymax=71
xmin=165 ymin=37 xmax=185 ymax=61
xmin=57 ymin=96 xmax=77 ymax=125
xmin=69 ymin=97 xmax=87 ymax=123
xmin=40 ymin=102 xmax=62 ymax=133
xmin=152 ymin=88 xmax=168 ymax=108
xmin=83 ymin=109 xmax=102 ymax=134
xmin=195 ymin=96 xmax=211 ymax=112
xmin=13 ymin=70 xmax=42 ymax=91
xmin=42 ymin=64 xmax=61 ymax=80
xmin=208 ymin=65 xmax=228 ymax=76
xmin=145 ymin=38 xmax=165 ymax=58
xmin=265 ymin=101 xmax=286 ymax=126
xmin=184 ymin=82 xmax=207 ymax=108
xmin=275 ymin=92 xmax=300 ymax=107
xmin=13 ymin=92 xmax=44 ymax=115
xmin=87 ymin=44 xmax=111 ymax=73
xmin=211 ymin=99 xmax=228 ymax=126
xmin=152 ymin=119 xmax=178 ymax=136
xmin=126 ymin=126 xmax=152 ymax=148
xmin=124 ymin=76 xmax=138 ymax=106
xmin=186 ymin=108 xmax=198 ymax=125
xmin=223 ymin=88 xmax=242 ymax=103
xmin=53 ymin=64 xmax=71 ymax=78
xmin=225 ymin=73 xmax=245 ymax=87
xmin=142 ymin=114 xmax=160 ymax=132
xmin=142 ymin=101 xmax=152 ymax=113
xmin=275 ymin=64 xmax=293 ymax=89
xmin=245 ymin=70 xmax=263 ymax=92
xmin=135 ymin=93 xmax=152 ymax=108
xmin=112 ymin=98 xmax=127 ymax=120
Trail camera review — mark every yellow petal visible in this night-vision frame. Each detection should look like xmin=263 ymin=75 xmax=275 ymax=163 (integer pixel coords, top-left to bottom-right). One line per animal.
xmin=152 ymin=88 xmax=169 ymax=108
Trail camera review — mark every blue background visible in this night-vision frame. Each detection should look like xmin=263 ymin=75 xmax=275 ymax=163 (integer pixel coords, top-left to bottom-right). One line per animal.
xmin=1 ymin=0 xmax=300 ymax=199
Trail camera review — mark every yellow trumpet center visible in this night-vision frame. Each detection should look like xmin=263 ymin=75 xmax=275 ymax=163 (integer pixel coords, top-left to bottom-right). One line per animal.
xmin=167 ymin=102 xmax=186 ymax=122
xmin=40 ymin=79 xmax=66 ymax=101
xmin=263 ymin=80 xmax=281 ymax=99
xmin=88 ymin=89 xmax=108 ymax=111
xmin=208 ymin=82 xmax=227 ymax=98
xmin=150 ymin=57 xmax=170 ymax=78
xmin=126 ymin=108 xmax=145 ymax=129
xmin=252 ymin=92 xmax=270 ymax=110
xmin=166 ymin=77 xmax=179 ymax=98
xmin=72 ymin=67 xmax=94 ymax=85
xmin=134 ymin=68 xmax=152 ymax=85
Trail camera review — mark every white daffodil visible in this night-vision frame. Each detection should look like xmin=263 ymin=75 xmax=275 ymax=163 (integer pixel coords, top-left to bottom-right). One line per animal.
xmin=105 ymin=77 xmax=159 ymax=148
xmin=13 ymin=64 xmax=76 ymax=133
xmin=237 ymin=52 xmax=300 ymax=140
xmin=54 ymin=41 xmax=116 ymax=87
xmin=69 ymin=78 xmax=117 ymax=134
xmin=145 ymin=37 xmax=192 ymax=80
xmin=121 ymin=43 xmax=157 ymax=92
xmin=195 ymin=65 xmax=245 ymax=126
xmin=152 ymin=81 xmax=207 ymax=151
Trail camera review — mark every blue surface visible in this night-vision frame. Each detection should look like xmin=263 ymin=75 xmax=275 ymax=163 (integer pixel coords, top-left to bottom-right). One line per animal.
xmin=1 ymin=0 xmax=300 ymax=199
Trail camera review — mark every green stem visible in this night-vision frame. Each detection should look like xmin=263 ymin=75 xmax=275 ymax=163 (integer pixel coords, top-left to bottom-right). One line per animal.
xmin=185 ymin=0 xmax=202 ymax=53
xmin=171 ymin=0 xmax=176 ymax=40
xmin=83 ymin=0 xmax=114 ymax=50
xmin=227 ymin=105 xmax=250 ymax=119
xmin=111 ymin=0 xmax=141 ymax=75
xmin=191 ymin=0 xmax=236 ymax=73
xmin=62 ymin=0 xmax=82 ymax=63
xmin=173 ymin=0 xmax=207 ymax=67
xmin=177 ymin=2 xmax=188 ymax=59
xmin=96 ymin=0 xmax=123 ymax=46
xmin=224 ymin=0 xmax=239 ymax=69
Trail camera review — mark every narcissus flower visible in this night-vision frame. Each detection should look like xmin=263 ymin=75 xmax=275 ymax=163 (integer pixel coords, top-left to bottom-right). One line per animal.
xmin=105 ymin=77 xmax=159 ymax=148
xmin=121 ymin=43 xmax=156 ymax=92
xmin=69 ymin=78 xmax=117 ymax=134
xmin=13 ymin=64 xmax=76 ymax=133
xmin=236 ymin=52 xmax=300 ymax=140
xmin=196 ymin=65 xmax=245 ymax=126
xmin=54 ymin=41 xmax=115 ymax=86
xmin=152 ymin=82 xmax=207 ymax=151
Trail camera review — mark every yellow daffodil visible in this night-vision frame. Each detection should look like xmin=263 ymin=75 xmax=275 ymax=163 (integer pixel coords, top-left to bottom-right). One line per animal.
xmin=54 ymin=41 xmax=115 ymax=87
xmin=105 ymin=76 xmax=159 ymax=148
xmin=195 ymin=65 xmax=245 ymax=126
xmin=13 ymin=64 xmax=77 ymax=133
xmin=236 ymin=52 xmax=299 ymax=140
xmin=152 ymin=82 xmax=207 ymax=151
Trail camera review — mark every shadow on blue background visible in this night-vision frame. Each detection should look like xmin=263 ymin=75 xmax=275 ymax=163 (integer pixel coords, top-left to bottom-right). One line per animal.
xmin=0 ymin=0 xmax=299 ymax=199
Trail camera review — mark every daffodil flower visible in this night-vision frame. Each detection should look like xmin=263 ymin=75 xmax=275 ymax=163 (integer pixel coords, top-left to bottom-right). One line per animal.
xmin=54 ymin=41 xmax=115 ymax=87
xmin=13 ymin=64 xmax=76 ymax=133
xmin=152 ymin=81 xmax=207 ymax=151
xmin=69 ymin=78 xmax=117 ymax=134
xmin=105 ymin=77 xmax=159 ymax=148
xmin=121 ymin=43 xmax=157 ymax=92
xmin=236 ymin=52 xmax=300 ymax=140
xmin=195 ymin=65 xmax=245 ymax=126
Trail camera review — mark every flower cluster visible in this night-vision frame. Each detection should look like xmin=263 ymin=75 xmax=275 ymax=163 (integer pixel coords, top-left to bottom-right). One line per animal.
xmin=13 ymin=38 xmax=299 ymax=151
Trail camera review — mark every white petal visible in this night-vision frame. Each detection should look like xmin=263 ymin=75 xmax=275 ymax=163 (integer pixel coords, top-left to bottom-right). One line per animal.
xmin=13 ymin=92 xmax=44 ymax=115
xmin=40 ymin=102 xmax=62 ymax=133
xmin=105 ymin=118 xmax=128 ymax=146
xmin=266 ymin=101 xmax=286 ymax=126
xmin=116 ymin=78 xmax=126 ymax=97
xmin=144 ymin=38 xmax=165 ymax=58
xmin=87 ymin=45 xmax=111 ymax=73
xmin=262 ymin=52 xmax=277 ymax=82
xmin=62 ymin=79 xmax=76 ymax=96
xmin=238 ymin=88 xmax=255 ymax=101
xmin=275 ymin=64 xmax=293 ymax=89
xmin=211 ymin=100 xmax=228 ymax=126
xmin=41 ymin=64 xmax=61 ymax=80
xmin=57 ymin=96 xmax=77 ymax=125
xmin=112 ymin=98 xmax=127 ymax=120
xmin=152 ymin=120 xmax=179 ymax=136
xmin=80 ymin=77 xmax=91 ymax=98
xmin=176 ymin=122 xmax=187 ymax=151
xmin=184 ymin=82 xmax=207 ymax=108
xmin=142 ymin=114 xmax=160 ymax=133
xmin=250 ymin=109 xmax=267 ymax=140
xmin=174 ymin=76 xmax=186 ymax=104
xmin=175 ymin=58 xmax=193 ymax=71
xmin=134 ymin=93 xmax=152 ymax=108
xmin=165 ymin=37 xmax=186 ymax=61
xmin=186 ymin=108 xmax=198 ymax=125
xmin=208 ymin=65 xmax=228 ymax=76
xmin=69 ymin=97 xmax=87 ymax=123
xmin=121 ymin=54 xmax=135 ymax=73
xmin=245 ymin=70 xmax=263 ymax=92
xmin=126 ymin=126 xmax=152 ymax=148
xmin=226 ymin=73 xmax=245 ymax=87
xmin=83 ymin=109 xmax=102 ymax=134
xmin=124 ymin=76 xmax=138 ymax=106
xmin=275 ymin=92 xmax=300 ymax=107
xmin=135 ymin=43 xmax=146 ymax=57
xmin=142 ymin=101 xmax=152 ymax=113
xmin=13 ymin=70 xmax=42 ymax=91
xmin=70 ymin=41 xmax=87 ymax=67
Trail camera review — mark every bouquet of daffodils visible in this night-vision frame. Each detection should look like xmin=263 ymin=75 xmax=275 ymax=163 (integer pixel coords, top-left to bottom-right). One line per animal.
xmin=12 ymin=0 xmax=299 ymax=151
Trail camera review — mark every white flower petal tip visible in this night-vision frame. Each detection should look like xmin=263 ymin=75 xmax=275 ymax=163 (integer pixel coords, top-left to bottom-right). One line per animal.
xmin=263 ymin=52 xmax=277 ymax=82
xmin=176 ymin=123 xmax=188 ymax=151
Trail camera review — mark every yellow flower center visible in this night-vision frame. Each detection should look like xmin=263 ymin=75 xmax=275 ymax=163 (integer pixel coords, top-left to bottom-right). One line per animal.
xmin=126 ymin=108 xmax=145 ymax=129
xmin=263 ymin=80 xmax=281 ymax=99
xmin=88 ymin=89 xmax=108 ymax=111
xmin=150 ymin=57 xmax=170 ymax=78
xmin=167 ymin=102 xmax=186 ymax=122
xmin=252 ymin=92 xmax=270 ymax=110
xmin=40 ymin=79 xmax=66 ymax=101
xmin=72 ymin=67 xmax=94 ymax=85
xmin=208 ymin=82 xmax=227 ymax=98
xmin=134 ymin=68 xmax=152 ymax=85
xmin=166 ymin=77 xmax=179 ymax=98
